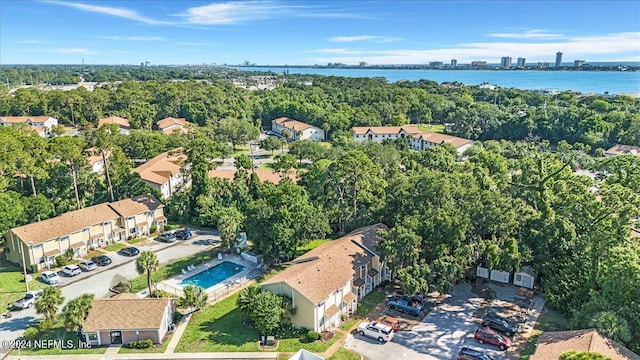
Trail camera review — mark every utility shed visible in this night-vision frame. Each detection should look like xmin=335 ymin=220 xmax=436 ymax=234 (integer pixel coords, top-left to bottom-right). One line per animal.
xmin=490 ymin=269 xmax=511 ymax=284
xmin=513 ymin=266 xmax=537 ymax=289
xmin=476 ymin=266 xmax=489 ymax=279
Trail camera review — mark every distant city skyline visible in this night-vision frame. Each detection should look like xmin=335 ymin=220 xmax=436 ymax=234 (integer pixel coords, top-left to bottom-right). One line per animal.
xmin=1 ymin=1 xmax=639 ymax=65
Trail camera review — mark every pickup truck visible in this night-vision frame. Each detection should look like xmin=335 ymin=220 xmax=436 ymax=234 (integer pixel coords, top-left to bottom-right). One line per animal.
xmin=388 ymin=296 xmax=424 ymax=316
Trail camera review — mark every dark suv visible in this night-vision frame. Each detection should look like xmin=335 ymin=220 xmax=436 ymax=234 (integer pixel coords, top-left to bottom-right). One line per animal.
xmin=457 ymin=347 xmax=495 ymax=360
xmin=482 ymin=313 xmax=519 ymax=337
xmin=175 ymin=229 xmax=192 ymax=240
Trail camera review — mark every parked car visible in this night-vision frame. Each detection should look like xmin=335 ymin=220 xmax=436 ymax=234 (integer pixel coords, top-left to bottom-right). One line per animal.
xmin=482 ymin=313 xmax=519 ymax=337
xmin=474 ymin=326 xmax=512 ymax=350
xmin=157 ymin=232 xmax=177 ymax=243
xmin=78 ymin=260 xmax=97 ymax=272
xmin=457 ymin=347 xmax=495 ymax=360
xmin=91 ymin=254 xmax=112 ymax=266
xmin=41 ymin=271 xmax=61 ymax=285
xmin=174 ymin=229 xmax=192 ymax=240
xmin=62 ymin=264 xmax=81 ymax=277
xmin=388 ymin=295 xmax=424 ymax=316
xmin=357 ymin=321 xmax=394 ymax=343
xmin=118 ymin=246 xmax=140 ymax=257
xmin=11 ymin=290 xmax=43 ymax=310
xmin=375 ymin=316 xmax=401 ymax=331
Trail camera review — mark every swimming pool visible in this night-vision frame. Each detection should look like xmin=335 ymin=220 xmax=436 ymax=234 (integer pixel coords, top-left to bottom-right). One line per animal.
xmin=179 ymin=261 xmax=246 ymax=289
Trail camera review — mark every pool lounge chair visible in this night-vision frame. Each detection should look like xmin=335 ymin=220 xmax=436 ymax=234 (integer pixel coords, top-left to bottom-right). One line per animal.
xmin=182 ymin=268 xmax=188 ymax=275
xmin=188 ymin=265 xmax=195 ymax=271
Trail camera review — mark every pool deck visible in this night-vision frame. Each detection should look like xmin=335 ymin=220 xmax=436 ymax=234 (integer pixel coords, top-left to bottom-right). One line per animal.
xmin=158 ymin=254 xmax=259 ymax=298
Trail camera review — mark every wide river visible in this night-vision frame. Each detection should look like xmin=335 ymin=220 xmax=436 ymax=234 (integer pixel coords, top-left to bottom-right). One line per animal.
xmin=232 ymin=66 xmax=640 ymax=96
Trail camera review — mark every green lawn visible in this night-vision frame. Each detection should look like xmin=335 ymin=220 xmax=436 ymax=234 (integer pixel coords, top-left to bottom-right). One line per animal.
xmin=0 ymin=261 xmax=46 ymax=312
xmin=118 ymin=333 xmax=173 ymax=354
xmin=418 ymin=124 xmax=445 ymax=133
xmin=104 ymin=243 xmax=126 ymax=252
xmin=127 ymin=238 xmax=145 ymax=245
xmin=340 ymin=286 xmax=388 ymax=331
xmin=328 ymin=348 xmax=361 ymax=360
xmin=519 ymin=305 xmax=570 ymax=359
xmin=17 ymin=323 xmax=107 ymax=356
xmin=130 ymin=251 xmax=216 ymax=293
xmin=176 ymin=292 xmax=339 ymax=354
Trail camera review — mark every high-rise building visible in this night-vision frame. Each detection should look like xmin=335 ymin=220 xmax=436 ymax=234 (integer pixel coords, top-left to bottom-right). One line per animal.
xmin=500 ymin=57 xmax=512 ymax=68
xmin=555 ymin=51 xmax=563 ymax=67
xmin=429 ymin=61 xmax=444 ymax=68
xmin=517 ymin=57 xmax=526 ymax=67
xmin=574 ymin=60 xmax=585 ymax=68
xmin=451 ymin=59 xmax=457 ymax=68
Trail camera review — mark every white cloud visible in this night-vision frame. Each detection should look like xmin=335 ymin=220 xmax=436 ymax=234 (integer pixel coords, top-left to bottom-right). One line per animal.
xmin=98 ymin=36 xmax=166 ymax=41
xmin=180 ymin=1 xmax=290 ymax=24
xmin=487 ymin=29 xmax=564 ymax=39
xmin=176 ymin=42 xmax=218 ymax=46
xmin=308 ymin=32 xmax=640 ymax=64
xmin=41 ymin=0 xmax=168 ymax=25
xmin=16 ymin=40 xmax=43 ymax=44
xmin=329 ymin=35 xmax=402 ymax=43
xmin=55 ymin=48 xmax=98 ymax=55
xmin=179 ymin=1 xmax=365 ymax=25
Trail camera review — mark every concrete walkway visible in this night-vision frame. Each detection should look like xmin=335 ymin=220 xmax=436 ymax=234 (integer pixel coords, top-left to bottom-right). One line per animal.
xmin=164 ymin=313 xmax=191 ymax=354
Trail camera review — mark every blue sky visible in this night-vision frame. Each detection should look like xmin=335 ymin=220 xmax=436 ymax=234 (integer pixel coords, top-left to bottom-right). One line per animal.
xmin=1 ymin=1 xmax=639 ymax=65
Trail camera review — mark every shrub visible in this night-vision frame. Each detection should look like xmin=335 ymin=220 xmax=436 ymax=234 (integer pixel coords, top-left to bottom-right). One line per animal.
xmin=23 ymin=327 xmax=39 ymax=341
xmin=150 ymin=289 xmax=175 ymax=298
xmin=149 ymin=225 xmax=157 ymax=234
xmin=39 ymin=319 xmax=54 ymax=331
xmin=137 ymin=339 xmax=153 ymax=348
xmin=55 ymin=255 xmax=68 ymax=267
xmin=307 ymin=330 xmax=321 ymax=341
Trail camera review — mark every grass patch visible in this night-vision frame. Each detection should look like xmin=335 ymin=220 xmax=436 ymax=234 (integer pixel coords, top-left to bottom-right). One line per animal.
xmin=18 ymin=322 xmax=107 ymax=355
xmin=176 ymin=292 xmax=261 ymax=352
xmin=277 ymin=332 xmax=340 ymax=353
xmin=418 ymin=124 xmax=445 ymax=133
xmin=105 ymin=243 xmax=126 ymax=252
xmin=176 ymin=292 xmax=339 ymax=354
xmin=328 ymin=347 xmax=361 ymax=360
xmin=118 ymin=333 xmax=173 ymax=354
xmin=518 ymin=305 xmax=569 ymax=359
xmin=296 ymin=239 xmax=330 ymax=256
xmin=0 ymin=261 xmax=46 ymax=312
xmin=129 ymin=251 xmax=216 ymax=293
xmin=126 ymin=238 xmax=145 ymax=245
xmin=340 ymin=287 xmax=388 ymax=330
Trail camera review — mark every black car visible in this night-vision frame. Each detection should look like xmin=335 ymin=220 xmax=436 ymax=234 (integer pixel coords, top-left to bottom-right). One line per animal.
xmin=482 ymin=313 xmax=519 ymax=337
xmin=457 ymin=347 xmax=495 ymax=360
xmin=174 ymin=229 xmax=192 ymax=240
xmin=118 ymin=246 xmax=140 ymax=257
xmin=91 ymin=254 xmax=112 ymax=266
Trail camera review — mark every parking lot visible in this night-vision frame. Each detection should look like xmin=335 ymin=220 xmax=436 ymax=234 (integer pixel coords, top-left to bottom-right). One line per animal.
xmin=346 ymin=282 xmax=544 ymax=360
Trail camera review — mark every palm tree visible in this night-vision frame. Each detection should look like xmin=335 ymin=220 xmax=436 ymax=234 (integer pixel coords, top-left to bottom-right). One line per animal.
xmin=236 ymin=284 xmax=261 ymax=319
xmin=62 ymin=293 xmax=95 ymax=331
xmin=35 ymin=286 xmax=65 ymax=323
xmin=181 ymin=284 xmax=208 ymax=313
xmin=136 ymin=251 xmax=159 ymax=295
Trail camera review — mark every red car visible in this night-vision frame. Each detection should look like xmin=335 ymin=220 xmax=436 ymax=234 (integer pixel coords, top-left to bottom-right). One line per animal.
xmin=474 ymin=326 xmax=512 ymax=350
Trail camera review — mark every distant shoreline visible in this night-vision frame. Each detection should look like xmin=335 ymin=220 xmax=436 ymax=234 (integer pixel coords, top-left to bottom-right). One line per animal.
xmin=235 ymin=64 xmax=639 ymax=72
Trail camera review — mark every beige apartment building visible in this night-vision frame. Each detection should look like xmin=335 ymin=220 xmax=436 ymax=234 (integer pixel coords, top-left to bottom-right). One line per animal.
xmin=4 ymin=195 xmax=165 ymax=272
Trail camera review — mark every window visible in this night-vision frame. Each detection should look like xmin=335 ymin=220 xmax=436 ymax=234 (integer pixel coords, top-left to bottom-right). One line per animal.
xmin=83 ymin=228 xmax=89 ymax=233
xmin=87 ymin=333 xmax=98 ymax=341
xmin=103 ymin=222 xmax=110 ymax=226
xmin=515 ymin=274 xmax=522 ymax=282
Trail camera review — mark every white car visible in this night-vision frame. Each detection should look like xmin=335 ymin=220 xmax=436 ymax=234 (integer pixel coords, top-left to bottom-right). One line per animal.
xmin=11 ymin=290 xmax=43 ymax=310
xmin=357 ymin=321 xmax=394 ymax=342
xmin=62 ymin=264 xmax=81 ymax=277
xmin=41 ymin=271 xmax=61 ymax=285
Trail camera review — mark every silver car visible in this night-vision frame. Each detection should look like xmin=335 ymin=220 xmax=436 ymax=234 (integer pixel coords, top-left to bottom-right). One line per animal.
xmin=78 ymin=260 xmax=97 ymax=272
xmin=11 ymin=290 xmax=43 ymax=310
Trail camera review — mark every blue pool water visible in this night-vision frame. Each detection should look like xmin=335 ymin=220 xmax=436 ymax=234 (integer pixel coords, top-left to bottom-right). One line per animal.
xmin=179 ymin=261 xmax=246 ymax=289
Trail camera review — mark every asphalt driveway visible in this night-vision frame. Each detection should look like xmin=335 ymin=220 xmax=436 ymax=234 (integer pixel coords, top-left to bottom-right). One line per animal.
xmin=346 ymin=283 xmax=507 ymax=360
